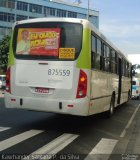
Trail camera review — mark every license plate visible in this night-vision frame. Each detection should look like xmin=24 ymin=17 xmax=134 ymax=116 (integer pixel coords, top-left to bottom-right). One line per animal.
xmin=35 ymin=87 xmax=49 ymax=94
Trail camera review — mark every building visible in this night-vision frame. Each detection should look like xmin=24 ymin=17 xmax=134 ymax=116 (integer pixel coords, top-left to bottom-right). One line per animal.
xmin=0 ymin=0 xmax=99 ymax=40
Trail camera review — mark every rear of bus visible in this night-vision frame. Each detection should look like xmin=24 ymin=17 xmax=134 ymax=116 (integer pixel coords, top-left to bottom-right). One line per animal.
xmin=5 ymin=18 xmax=91 ymax=116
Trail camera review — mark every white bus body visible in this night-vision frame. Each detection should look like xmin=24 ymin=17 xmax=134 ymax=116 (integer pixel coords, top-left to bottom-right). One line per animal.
xmin=5 ymin=18 xmax=131 ymax=116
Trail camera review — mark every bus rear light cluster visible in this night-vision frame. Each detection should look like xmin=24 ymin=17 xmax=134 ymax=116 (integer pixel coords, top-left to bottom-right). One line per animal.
xmin=76 ymin=70 xmax=87 ymax=98
xmin=5 ymin=67 xmax=11 ymax=93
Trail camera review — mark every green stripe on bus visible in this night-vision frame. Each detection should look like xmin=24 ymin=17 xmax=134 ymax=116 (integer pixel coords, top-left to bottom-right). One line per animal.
xmin=8 ymin=31 xmax=15 ymax=67
xmin=76 ymin=28 xmax=91 ymax=69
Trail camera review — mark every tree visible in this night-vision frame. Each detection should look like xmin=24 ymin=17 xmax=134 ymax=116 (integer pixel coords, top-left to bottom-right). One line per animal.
xmin=0 ymin=35 xmax=10 ymax=73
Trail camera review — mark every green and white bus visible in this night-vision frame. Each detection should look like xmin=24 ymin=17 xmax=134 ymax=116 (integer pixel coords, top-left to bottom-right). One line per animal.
xmin=5 ymin=18 xmax=131 ymax=116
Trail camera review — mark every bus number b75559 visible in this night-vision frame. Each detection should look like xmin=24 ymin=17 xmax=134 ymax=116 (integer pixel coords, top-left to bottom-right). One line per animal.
xmin=48 ymin=69 xmax=70 ymax=76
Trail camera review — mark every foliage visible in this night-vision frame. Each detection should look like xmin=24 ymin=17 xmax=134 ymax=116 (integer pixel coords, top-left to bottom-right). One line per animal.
xmin=0 ymin=35 xmax=10 ymax=73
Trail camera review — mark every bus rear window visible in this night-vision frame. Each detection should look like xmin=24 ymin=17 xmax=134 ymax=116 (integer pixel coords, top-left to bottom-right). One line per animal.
xmin=13 ymin=22 xmax=83 ymax=60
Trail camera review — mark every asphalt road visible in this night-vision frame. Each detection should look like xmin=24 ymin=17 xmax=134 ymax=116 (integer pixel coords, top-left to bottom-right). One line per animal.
xmin=0 ymin=92 xmax=140 ymax=160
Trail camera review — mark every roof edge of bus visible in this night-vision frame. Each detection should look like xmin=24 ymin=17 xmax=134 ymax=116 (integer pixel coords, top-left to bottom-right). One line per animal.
xmin=14 ymin=17 xmax=89 ymax=26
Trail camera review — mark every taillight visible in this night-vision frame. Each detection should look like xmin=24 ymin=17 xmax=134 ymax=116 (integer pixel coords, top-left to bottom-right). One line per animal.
xmin=76 ymin=70 xmax=87 ymax=98
xmin=6 ymin=67 xmax=11 ymax=93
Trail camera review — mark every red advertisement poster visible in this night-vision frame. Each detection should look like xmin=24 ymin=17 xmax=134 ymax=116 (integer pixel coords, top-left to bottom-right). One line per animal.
xmin=16 ymin=28 xmax=61 ymax=56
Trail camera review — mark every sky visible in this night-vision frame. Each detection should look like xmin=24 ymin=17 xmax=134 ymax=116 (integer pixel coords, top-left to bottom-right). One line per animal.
xmin=66 ymin=0 xmax=140 ymax=64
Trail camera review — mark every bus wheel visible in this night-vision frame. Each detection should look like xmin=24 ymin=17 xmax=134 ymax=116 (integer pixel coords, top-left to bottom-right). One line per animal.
xmin=106 ymin=95 xmax=115 ymax=118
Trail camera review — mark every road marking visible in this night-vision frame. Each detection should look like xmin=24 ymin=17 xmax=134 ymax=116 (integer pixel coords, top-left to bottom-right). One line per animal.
xmin=0 ymin=127 xmax=10 ymax=132
xmin=23 ymin=133 xmax=79 ymax=160
xmin=84 ymin=138 xmax=118 ymax=160
xmin=0 ymin=129 xmax=43 ymax=151
xmin=120 ymin=105 xmax=140 ymax=138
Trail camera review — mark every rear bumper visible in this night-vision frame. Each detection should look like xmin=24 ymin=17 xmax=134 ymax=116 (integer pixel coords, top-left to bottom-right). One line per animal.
xmin=4 ymin=92 xmax=90 ymax=116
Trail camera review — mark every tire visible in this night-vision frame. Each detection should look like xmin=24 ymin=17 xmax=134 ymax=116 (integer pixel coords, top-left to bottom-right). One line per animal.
xmin=106 ymin=95 xmax=115 ymax=118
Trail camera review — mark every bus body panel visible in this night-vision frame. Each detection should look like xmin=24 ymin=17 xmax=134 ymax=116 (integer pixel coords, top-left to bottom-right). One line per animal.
xmin=89 ymin=70 xmax=119 ymax=115
xmin=11 ymin=60 xmax=78 ymax=99
xmin=121 ymin=76 xmax=131 ymax=102
xmin=89 ymin=70 xmax=131 ymax=115
xmin=5 ymin=61 xmax=91 ymax=116
xmin=5 ymin=92 xmax=89 ymax=116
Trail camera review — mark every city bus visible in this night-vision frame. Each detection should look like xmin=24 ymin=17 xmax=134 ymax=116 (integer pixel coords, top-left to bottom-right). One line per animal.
xmin=132 ymin=77 xmax=140 ymax=99
xmin=5 ymin=18 xmax=132 ymax=117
